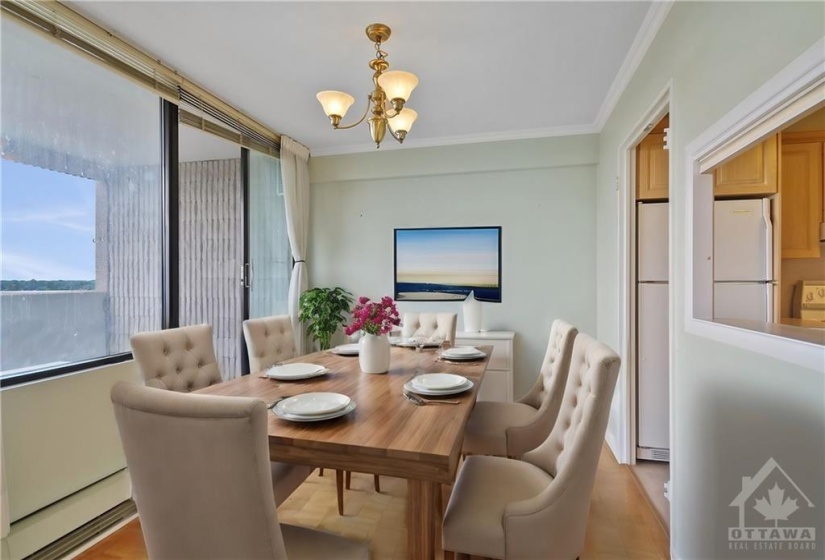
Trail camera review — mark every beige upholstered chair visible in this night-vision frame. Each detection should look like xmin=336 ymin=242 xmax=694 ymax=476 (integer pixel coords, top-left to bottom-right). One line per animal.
xmin=130 ymin=324 xmax=222 ymax=392
xmin=463 ymin=320 xmax=577 ymax=458
xmin=241 ymin=316 xmax=361 ymax=515
xmin=443 ymin=333 xmax=621 ymax=560
xmin=130 ymin=324 xmax=311 ymax=506
xmin=401 ymin=312 xmax=458 ymax=345
xmin=111 ymin=382 xmax=369 ymax=560
xmin=243 ymin=315 xmax=297 ymax=372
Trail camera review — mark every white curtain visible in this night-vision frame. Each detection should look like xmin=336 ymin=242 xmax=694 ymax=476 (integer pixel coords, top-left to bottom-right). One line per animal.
xmin=280 ymin=136 xmax=311 ymax=355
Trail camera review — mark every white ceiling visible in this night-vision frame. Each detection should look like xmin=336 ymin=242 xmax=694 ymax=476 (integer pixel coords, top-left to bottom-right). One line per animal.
xmin=68 ymin=1 xmax=658 ymax=156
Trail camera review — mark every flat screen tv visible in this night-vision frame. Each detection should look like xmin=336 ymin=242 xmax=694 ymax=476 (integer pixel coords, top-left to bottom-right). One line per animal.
xmin=394 ymin=226 xmax=502 ymax=302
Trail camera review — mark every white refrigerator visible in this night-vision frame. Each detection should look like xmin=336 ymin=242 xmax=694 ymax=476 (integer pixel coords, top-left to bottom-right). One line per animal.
xmin=713 ymin=199 xmax=774 ymax=322
xmin=637 ymin=202 xmax=669 ymax=461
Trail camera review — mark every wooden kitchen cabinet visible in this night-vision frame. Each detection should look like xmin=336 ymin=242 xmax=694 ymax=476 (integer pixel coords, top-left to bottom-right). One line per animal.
xmin=637 ymin=115 xmax=669 ymax=201
xmin=781 ymin=140 xmax=823 ymax=259
xmin=714 ymin=134 xmax=778 ymax=197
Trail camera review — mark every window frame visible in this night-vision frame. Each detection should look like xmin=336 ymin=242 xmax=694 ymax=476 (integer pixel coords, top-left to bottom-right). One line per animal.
xmin=0 ymin=96 xmax=178 ymax=388
xmin=0 ymin=13 xmax=286 ymax=388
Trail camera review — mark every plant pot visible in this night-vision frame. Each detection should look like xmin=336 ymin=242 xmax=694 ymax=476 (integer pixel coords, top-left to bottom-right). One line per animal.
xmin=359 ymin=333 xmax=390 ymax=374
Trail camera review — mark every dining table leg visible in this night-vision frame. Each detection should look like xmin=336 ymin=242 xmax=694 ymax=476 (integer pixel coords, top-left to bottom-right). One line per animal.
xmin=407 ymin=478 xmax=438 ymax=560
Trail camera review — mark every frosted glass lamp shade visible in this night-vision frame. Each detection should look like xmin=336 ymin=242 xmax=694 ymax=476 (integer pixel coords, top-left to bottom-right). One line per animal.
xmin=388 ymin=108 xmax=418 ymax=134
xmin=377 ymin=71 xmax=419 ymax=102
xmin=316 ymin=90 xmax=355 ymax=118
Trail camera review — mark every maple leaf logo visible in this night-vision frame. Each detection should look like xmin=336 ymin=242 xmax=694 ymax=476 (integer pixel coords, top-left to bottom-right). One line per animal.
xmin=753 ymin=483 xmax=799 ymax=527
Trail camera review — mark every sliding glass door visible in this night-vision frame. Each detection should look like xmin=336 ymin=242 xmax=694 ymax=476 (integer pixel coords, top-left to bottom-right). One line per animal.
xmin=178 ymin=125 xmax=244 ymax=377
xmin=246 ymin=151 xmax=291 ymax=320
xmin=177 ymin=126 xmax=290 ymax=377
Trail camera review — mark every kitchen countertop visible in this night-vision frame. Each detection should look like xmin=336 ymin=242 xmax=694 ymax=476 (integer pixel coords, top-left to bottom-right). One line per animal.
xmin=780 ymin=317 xmax=825 ymax=329
xmin=716 ymin=319 xmax=825 ymax=346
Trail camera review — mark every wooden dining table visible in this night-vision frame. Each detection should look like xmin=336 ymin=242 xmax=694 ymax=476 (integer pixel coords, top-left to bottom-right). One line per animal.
xmin=196 ymin=344 xmax=491 ymax=560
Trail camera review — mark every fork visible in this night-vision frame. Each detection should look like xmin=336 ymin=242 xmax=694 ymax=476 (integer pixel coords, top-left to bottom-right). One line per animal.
xmin=267 ymin=395 xmax=292 ymax=409
xmin=404 ymin=392 xmax=460 ymax=405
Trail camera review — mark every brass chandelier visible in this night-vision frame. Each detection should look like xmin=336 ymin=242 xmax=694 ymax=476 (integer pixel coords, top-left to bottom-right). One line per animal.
xmin=316 ymin=23 xmax=419 ymax=149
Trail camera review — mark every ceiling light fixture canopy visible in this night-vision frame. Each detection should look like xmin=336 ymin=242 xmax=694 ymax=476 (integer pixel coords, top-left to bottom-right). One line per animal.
xmin=316 ymin=23 xmax=419 ymax=149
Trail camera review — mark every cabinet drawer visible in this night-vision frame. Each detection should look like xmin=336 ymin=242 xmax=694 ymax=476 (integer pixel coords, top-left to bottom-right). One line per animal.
xmin=458 ymin=338 xmax=511 ymax=370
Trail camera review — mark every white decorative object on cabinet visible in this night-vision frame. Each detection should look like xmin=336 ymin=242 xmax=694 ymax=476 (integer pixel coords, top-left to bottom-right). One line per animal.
xmin=455 ymin=331 xmax=514 ymax=402
xmin=462 ymin=291 xmax=482 ymax=332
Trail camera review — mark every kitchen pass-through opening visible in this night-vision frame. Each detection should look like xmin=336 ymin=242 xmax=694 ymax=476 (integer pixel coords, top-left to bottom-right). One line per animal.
xmin=685 ymin=39 xmax=825 ymax=372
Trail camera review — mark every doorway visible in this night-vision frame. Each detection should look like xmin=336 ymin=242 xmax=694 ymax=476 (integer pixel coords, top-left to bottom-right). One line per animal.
xmin=628 ymin=109 xmax=671 ymax=531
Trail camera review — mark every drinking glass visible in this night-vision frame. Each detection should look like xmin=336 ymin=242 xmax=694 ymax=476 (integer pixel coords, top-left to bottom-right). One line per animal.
xmin=414 ymin=337 xmax=426 ymax=377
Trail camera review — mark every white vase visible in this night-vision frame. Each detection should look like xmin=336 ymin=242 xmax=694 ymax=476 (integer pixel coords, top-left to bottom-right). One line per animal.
xmin=463 ymin=290 xmax=482 ymax=332
xmin=359 ymin=333 xmax=391 ymax=374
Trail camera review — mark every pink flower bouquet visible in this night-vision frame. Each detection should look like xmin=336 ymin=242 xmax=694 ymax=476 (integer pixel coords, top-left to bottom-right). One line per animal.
xmin=345 ymin=296 xmax=401 ymax=336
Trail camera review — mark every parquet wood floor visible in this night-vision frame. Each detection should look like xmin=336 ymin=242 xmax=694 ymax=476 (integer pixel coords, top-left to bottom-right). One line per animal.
xmin=72 ymin=445 xmax=669 ymax=560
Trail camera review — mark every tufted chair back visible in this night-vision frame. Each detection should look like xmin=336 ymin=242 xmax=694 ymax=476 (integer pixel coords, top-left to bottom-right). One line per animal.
xmin=111 ymin=382 xmax=288 ymax=559
xmin=524 ymin=332 xmax=620 ymax=476
xmin=520 ymin=320 xmax=577 ymax=409
xmin=112 ymin=383 xmax=369 ymax=559
xmin=130 ymin=325 xmax=222 ymax=392
xmin=242 ymin=315 xmax=296 ymax=373
xmin=507 ymin=319 xmax=578 ymax=454
xmin=401 ymin=312 xmax=457 ymax=344
xmin=501 ymin=334 xmax=619 ymax=558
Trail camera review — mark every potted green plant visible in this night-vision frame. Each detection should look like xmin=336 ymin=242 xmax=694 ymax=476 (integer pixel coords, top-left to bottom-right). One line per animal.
xmin=298 ymin=287 xmax=354 ymax=350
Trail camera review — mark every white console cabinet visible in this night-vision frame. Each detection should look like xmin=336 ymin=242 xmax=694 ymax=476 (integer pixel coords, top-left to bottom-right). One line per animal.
xmin=455 ymin=331 xmax=514 ymax=402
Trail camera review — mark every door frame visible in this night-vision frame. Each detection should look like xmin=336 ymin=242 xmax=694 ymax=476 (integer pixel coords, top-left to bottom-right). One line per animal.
xmin=614 ymin=82 xmax=671 ymax=466
xmin=241 ymin=147 xmax=251 ymax=375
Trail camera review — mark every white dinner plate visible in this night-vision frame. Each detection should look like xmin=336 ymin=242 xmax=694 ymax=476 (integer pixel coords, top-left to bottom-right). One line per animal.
xmin=331 ymin=343 xmax=360 ymax=356
xmin=273 ymin=400 xmax=357 ymax=422
xmin=412 ymin=373 xmax=467 ymax=391
xmin=403 ymin=379 xmax=474 ymax=397
xmin=440 ymin=349 xmax=486 ymax=361
xmin=266 ymin=363 xmax=327 ymax=380
xmin=442 ymin=346 xmax=480 ymax=356
xmin=279 ymin=392 xmax=351 ymax=416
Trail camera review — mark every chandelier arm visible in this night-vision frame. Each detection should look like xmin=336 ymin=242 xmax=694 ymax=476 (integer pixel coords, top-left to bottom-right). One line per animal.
xmin=335 ymin=96 xmax=372 ymax=130
xmin=387 ymin=126 xmax=403 ymax=144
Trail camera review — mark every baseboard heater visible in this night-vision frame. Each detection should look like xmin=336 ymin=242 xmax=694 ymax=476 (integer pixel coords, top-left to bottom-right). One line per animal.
xmin=26 ymin=499 xmax=136 ymax=560
xmin=637 ymin=447 xmax=670 ymax=462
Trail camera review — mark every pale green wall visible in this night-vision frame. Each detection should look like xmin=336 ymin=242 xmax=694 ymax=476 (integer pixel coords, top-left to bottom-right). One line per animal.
xmin=309 ymin=135 xmax=598 ymax=398
xmin=596 ymin=2 xmax=824 ymax=558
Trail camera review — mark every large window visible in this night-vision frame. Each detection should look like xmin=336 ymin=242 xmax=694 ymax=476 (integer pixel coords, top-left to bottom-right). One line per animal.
xmin=0 ymin=18 xmax=163 ymax=379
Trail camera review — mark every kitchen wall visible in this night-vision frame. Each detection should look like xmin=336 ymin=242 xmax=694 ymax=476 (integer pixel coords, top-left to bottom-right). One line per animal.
xmin=596 ymin=2 xmax=824 ymax=559
xmin=782 ymin=254 xmax=825 ymax=317
xmin=308 ymin=135 xmax=598 ymax=398
xmin=780 ymin=107 xmax=825 ymax=318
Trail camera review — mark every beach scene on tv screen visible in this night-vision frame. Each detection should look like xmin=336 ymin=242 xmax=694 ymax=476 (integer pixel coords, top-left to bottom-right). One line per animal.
xmin=395 ymin=227 xmax=501 ymax=302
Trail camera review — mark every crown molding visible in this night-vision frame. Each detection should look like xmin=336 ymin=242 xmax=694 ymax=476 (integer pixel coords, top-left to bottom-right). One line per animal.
xmin=592 ymin=0 xmax=674 ymax=131
xmin=310 ymin=123 xmax=599 ymax=157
